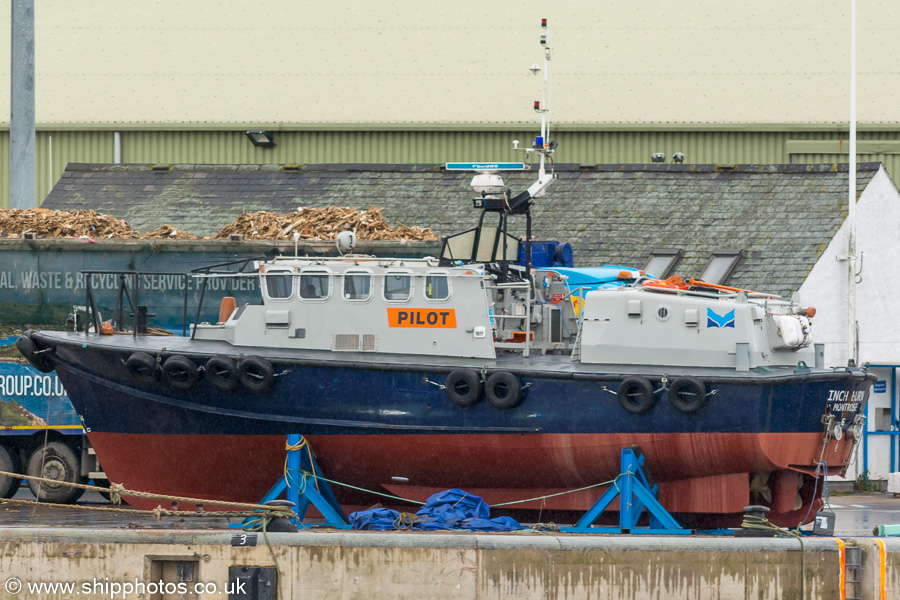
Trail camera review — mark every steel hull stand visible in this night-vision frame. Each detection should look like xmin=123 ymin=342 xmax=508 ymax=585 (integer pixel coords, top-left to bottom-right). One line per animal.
xmin=562 ymin=447 xmax=692 ymax=535
xmin=232 ymin=434 xmax=350 ymax=531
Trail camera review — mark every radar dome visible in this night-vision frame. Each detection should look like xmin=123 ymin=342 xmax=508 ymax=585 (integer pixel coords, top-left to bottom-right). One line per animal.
xmin=336 ymin=231 xmax=358 ymax=254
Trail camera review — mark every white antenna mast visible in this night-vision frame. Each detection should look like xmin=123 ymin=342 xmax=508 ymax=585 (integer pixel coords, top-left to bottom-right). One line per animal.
xmin=539 ymin=18 xmax=550 ymax=181
xmin=518 ymin=18 xmax=556 ymax=199
xmin=848 ymin=0 xmax=858 ymax=366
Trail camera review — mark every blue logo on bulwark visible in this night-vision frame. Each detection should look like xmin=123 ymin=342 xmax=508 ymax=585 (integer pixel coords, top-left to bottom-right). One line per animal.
xmin=707 ymin=308 xmax=735 ymax=328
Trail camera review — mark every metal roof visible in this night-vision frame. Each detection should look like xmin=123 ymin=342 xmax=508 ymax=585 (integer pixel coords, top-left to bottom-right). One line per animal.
xmin=1 ymin=0 xmax=898 ymax=128
xmin=41 ymin=161 xmax=882 ymax=298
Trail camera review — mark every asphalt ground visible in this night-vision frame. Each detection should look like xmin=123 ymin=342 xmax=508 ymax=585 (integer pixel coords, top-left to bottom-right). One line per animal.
xmin=1 ymin=488 xmax=899 ymax=536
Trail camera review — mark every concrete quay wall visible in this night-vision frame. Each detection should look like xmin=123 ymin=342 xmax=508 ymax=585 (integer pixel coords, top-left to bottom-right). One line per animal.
xmin=0 ymin=529 xmax=897 ymax=600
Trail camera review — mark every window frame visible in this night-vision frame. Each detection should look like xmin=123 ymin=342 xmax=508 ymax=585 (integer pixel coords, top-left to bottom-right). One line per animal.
xmin=423 ymin=270 xmax=452 ymax=303
xmin=643 ymin=248 xmax=683 ymax=280
xmin=298 ymin=268 xmax=332 ymax=302
xmin=262 ymin=270 xmax=295 ymax=302
xmin=382 ymin=269 xmax=414 ymax=303
xmin=698 ymin=249 xmax=743 ymax=285
xmin=342 ymin=269 xmax=374 ymax=303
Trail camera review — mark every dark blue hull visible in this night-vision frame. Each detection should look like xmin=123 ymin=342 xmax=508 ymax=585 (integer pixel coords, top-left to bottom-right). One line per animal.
xmin=34 ymin=331 xmax=874 ymax=524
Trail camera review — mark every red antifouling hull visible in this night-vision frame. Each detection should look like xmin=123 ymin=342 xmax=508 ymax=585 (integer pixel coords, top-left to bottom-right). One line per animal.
xmin=88 ymin=429 xmax=851 ymax=525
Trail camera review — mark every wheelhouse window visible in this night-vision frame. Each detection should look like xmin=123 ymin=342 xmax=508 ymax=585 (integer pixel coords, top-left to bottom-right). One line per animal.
xmin=425 ymin=274 xmax=450 ymax=301
xmin=699 ymin=250 xmax=743 ymax=285
xmin=384 ymin=272 xmax=412 ymax=301
xmin=265 ymin=272 xmax=293 ymax=299
xmin=343 ymin=272 xmax=372 ymax=301
xmin=299 ymin=272 xmax=331 ymax=300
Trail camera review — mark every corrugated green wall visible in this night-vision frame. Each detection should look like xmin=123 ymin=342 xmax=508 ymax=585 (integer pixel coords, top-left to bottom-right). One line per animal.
xmin=1 ymin=130 xmax=898 ymax=209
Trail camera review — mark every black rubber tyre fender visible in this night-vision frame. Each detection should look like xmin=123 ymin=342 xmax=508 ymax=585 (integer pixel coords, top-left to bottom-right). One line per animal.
xmin=206 ymin=356 xmax=240 ymax=391
xmin=667 ymin=376 xmax=708 ymax=414
xmin=445 ymin=369 xmax=481 ymax=407
xmin=0 ymin=445 xmax=21 ymax=498
xmin=238 ymin=356 xmax=275 ymax=393
xmin=617 ymin=377 xmax=655 ymax=414
xmin=26 ymin=441 xmax=86 ymax=504
xmin=161 ymin=355 xmax=199 ymax=390
xmin=16 ymin=332 xmax=53 ymax=373
xmin=126 ymin=352 xmax=159 ymax=385
xmin=484 ymin=371 xmax=522 ymax=410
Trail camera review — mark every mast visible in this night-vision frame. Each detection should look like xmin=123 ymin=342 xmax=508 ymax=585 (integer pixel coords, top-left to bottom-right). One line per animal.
xmin=538 ymin=18 xmax=550 ymax=182
xmin=848 ymin=0 xmax=858 ymax=366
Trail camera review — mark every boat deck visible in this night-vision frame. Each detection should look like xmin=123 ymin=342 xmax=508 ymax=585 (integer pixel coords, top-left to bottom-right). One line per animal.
xmin=35 ymin=329 xmax=860 ymax=383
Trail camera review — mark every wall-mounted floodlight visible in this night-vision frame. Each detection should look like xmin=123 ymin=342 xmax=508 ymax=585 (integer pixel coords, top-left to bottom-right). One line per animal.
xmin=672 ymin=152 xmax=685 ymax=163
xmin=651 ymin=153 xmax=665 ymax=163
xmin=246 ymin=131 xmax=276 ymax=148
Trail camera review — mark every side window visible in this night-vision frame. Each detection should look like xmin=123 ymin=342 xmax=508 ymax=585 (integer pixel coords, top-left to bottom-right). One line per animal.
xmin=343 ymin=273 xmax=371 ymax=301
xmin=265 ymin=273 xmax=293 ymax=299
xmin=384 ymin=273 xmax=412 ymax=302
xmin=299 ymin=273 xmax=330 ymax=300
xmin=425 ymin=275 xmax=450 ymax=300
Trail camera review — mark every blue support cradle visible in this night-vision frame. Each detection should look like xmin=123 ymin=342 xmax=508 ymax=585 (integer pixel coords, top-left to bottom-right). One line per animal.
xmin=231 ymin=434 xmax=350 ymax=529
xmin=561 ymin=447 xmax=692 ymax=535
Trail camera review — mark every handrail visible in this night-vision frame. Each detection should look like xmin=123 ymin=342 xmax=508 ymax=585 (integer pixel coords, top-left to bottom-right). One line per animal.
xmin=81 ymin=270 xmax=192 ymax=337
xmin=483 ymin=280 xmax=533 ymax=357
xmin=191 ymin=256 xmax=267 ymax=275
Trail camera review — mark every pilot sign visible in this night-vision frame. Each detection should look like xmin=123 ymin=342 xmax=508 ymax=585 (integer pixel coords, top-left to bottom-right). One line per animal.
xmin=387 ymin=308 xmax=457 ymax=328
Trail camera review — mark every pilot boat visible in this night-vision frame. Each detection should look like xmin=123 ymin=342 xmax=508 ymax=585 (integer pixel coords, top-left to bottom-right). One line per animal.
xmin=17 ymin=21 xmax=873 ymax=527
xmin=18 ymin=161 xmax=873 ymax=527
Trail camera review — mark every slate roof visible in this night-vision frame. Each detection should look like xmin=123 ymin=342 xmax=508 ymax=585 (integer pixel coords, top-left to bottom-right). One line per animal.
xmin=42 ymin=162 xmax=881 ymax=297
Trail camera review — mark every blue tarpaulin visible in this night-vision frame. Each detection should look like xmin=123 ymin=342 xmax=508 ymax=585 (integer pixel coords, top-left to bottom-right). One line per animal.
xmin=349 ymin=489 xmax=522 ymax=532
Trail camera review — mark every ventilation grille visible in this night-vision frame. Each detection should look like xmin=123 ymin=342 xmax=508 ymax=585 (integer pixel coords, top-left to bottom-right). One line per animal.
xmin=333 ymin=334 xmax=377 ymax=351
xmin=361 ymin=334 xmax=377 ymax=351
xmin=333 ymin=334 xmax=360 ymax=351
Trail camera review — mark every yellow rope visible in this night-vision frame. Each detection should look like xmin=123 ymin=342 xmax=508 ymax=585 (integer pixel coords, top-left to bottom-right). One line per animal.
xmin=392 ymin=512 xmax=425 ymax=530
xmin=283 ymin=438 xmax=321 ymax=494
xmin=0 ymin=497 xmax=291 ymax=521
xmin=0 ymin=469 xmax=284 ymax=511
xmin=741 ymin=514 xmax=806 ymax=598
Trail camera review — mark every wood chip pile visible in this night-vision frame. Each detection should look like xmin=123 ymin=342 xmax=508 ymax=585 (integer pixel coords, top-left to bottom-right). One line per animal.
xmin=212 ymin=207 xmax=437 ymax=241
xmin=0 ymin=208 xmax=140 ymax=239
xmin=0 ymin=207 xmax=437 ymax=241
xmin=142 ymin=224 xmax=199 ymax=240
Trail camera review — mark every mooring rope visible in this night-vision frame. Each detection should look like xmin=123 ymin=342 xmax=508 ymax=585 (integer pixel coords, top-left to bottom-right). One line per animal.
xmin=0 ymin=496 xmax=291 ymax=521
xmin=0 ymin=469 xmax=285 ymax=511
xmin=740 ymin=513 xmax=806 ymax=599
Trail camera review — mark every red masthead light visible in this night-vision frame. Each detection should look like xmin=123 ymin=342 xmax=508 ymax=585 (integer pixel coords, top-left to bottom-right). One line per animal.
xmin=541 ymin=18 xmax=547 ymax=28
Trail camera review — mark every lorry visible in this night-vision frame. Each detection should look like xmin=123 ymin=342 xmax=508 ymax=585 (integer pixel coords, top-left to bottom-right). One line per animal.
xmin=0 ymin=337 xmax=104 ymax=502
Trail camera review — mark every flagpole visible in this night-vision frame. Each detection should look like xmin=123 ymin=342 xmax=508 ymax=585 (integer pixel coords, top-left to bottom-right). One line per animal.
xmin=847 ymin=0 xmax=858 ymax=366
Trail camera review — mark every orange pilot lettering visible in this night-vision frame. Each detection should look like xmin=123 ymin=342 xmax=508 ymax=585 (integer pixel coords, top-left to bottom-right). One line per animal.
xmin=387 ymin=308 xmax=457 ymax=328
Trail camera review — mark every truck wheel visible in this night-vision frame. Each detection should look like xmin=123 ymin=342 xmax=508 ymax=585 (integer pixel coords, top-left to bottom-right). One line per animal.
xmin=0 ymin=445 xmax=21 ymax=498
xmin=26 ymin=442 xmax=86 ymax=504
